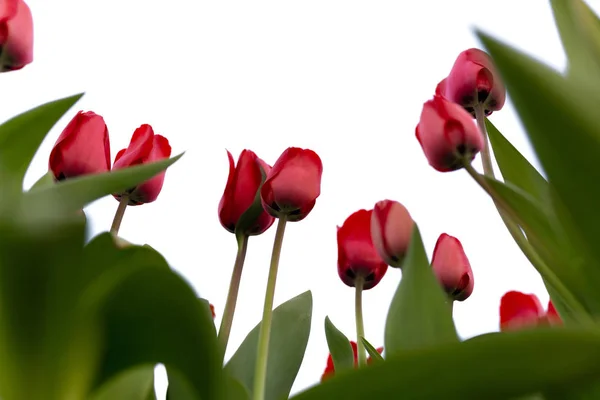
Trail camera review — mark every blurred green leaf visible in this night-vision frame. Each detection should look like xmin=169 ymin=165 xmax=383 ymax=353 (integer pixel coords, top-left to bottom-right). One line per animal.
xmin=0 ymin=93 xmax=83 ymax=193
xmin=90 ymin=365 xmax=156 ymax=400
xmin=225 ymin=291 xmax=312 ymax=400
xmin=384 ymin=225 xmax=458 ymax=356
xmin=28 ymin=170 xmax=56 ymax=192
xmin=291 ymin=329 xmax=600 ymax=400
xmin=324 ymin=317 xmax=354 ymax=374
xmin=360 ymin=337 xmax=383 ymax=363
xmin=23 ymin=153 xmax=183 ymax=213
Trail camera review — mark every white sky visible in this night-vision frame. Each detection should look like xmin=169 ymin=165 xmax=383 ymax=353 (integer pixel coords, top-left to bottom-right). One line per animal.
xmin=5 ymin=0 xmax=598 ymax=397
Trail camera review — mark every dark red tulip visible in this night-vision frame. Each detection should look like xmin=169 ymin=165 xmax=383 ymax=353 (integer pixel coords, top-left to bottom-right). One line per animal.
xmin=371 ymin=200 xmax=414 ymax=268
xmin=500 ymin=291 xmax=562 ymax=331
xmin=436 ymin=48 xmax=505 ymax=117
xmin=321 ymin=341 xmax=383 ymax=381
xmin=416 ymin=95 xmax=483 ymax=172
xmin=49 ymin=111 xmax=111 ymax=181
xmin=209 ymin=304 xmax=215 ymax=319
xmin=338 ymin=209 xmax=388 ymax=290
xmin=0 ymin=0 xmax=33 ymax=72
xmin=218 ymin=150 xmax=275 ymax=235
xmin=260 ymin=147 xmax=323 ymax=222
xmin=112 ymin=124 xmax=171 ymax=205
xmin=431 ymin=234 xmax=474 ymax=301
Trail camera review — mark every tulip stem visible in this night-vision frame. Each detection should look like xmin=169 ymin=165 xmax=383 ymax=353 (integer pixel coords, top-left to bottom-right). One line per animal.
xmin=253 ymin=216 xmax=287 ymax=400
xmin=474 ymin=105 xmax=495 ymax=178
xmin=110 ymin=195 xmax=129 ymax=236
xmin=355 ymin=276 xmax=367 ymax=368
xmin=218 ymin=234 xmax=249 ymax=363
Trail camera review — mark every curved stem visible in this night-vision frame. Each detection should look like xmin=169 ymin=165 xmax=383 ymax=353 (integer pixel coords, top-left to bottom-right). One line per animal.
xmin=217 ymin=234 xmax=249 ymax=362
xmin=474 ymin=105 xmax=495 ymax=178
xmin=355 ymin=276 xmax=366 ymax=367
xmin=253 ymin=217 xmax=287 ymax=400
xmin=110 ymin=195 xmax=129 ymax=236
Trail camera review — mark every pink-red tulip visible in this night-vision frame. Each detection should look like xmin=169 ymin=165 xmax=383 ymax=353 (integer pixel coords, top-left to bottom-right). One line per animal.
xmin=436 ymin=48 xmax=505 ymax=117
xmin=338 ymin=209 xmax=388 ymax=290
xmin=0 ymin=0 xmax=33 ymax=72
xmin=431 ymin=233 xmax=474 ymax=301
xmin=500 ymin=291 xmax=562 ymax=331
xmin=321 ymin=341 xmax=383 ymax=382
xmin=219 ymin=150 xmax=275 ymax=235
xmin=261 ymin=147 xmax=323 ymax=222
xmin=112 ymin=124 xmax=171 ymax=205
xmin=371 ymin=199 xmax=414 ymax=268
xmin=416 ymin=95 xmax=483 ymax=172
xmin=49 ymin=111 xmax=111 ymax=181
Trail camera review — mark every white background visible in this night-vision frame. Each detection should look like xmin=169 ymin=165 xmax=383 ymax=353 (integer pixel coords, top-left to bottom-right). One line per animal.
xmin=4 ymin=0 xmax=597 ymax=397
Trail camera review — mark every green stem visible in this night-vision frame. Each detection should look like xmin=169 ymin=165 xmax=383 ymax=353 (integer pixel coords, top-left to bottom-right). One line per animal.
xmin=474 ymin=105 xmax=495 ymax=178
xmin=110 ymin=195 xmax=129 ymax=236
xmin=355 ymin=276 xmax=366 ymax=368
xmin=217 ymin=234 xmax=249 ymax=362
xmin=253 ymin=217 xmax=288 ymax=400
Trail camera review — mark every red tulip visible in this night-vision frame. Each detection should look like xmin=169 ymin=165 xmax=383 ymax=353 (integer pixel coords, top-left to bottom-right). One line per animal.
xmin=218 ymin=150 xmax=275 ymax=235
xmin=338 ymin=209 xmax=388 ymax=290
xmin=416 ymin=95 xmax=483 ymax=172
xmin=321 ymin=341 xmax=383 ymax=381
xmin=49 ymin=111 xmax=111 ymax=181
xmin=112 ymin=124 xmax=171 ymax=205
xmin=431 ymin=233 xmax=474 ymax=301
xmin=500 ymin=291 xmax=562 ymax=331
xmin=260 ymin=147 xmax=323 ymax=222
xmin=436 ymin=48 xmax=505 ymax=117
xmin=209 ymin=304 xmax=216 ymax=319
xmin=0 ymin=0 xmax=33 ymax=72
xmin=371 ymin=200 xmax=414 ymax=268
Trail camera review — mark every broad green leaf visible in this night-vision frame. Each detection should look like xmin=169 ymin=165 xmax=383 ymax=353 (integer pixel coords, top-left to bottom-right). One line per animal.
xmin=360 ymin=337 xmax=383 ymax=363
xmin=0 ymin=93 xmax=83 ymax=193
xmin=384 ymin=225 xmax=458 ymax=356
xmin=324 ymin=317 xmax=354 ymax=374
xmin=477 ymin=30 xmax=600 ymax=313
xmin=291 ymin=329 xmax=600 ymax=400
xmin=165 ymin=369 xmax=198 ymax=400
xmin=90 ymin=365 xmax=156 ymax=400
xmin=23 ymin=154 xmax=183 ymax=213
xmin=225 ymin=291 xmax=312 ymax=400
xmin=485 ymin=118 xmax=549 ymax=206
xmin=29 ymin=170 xmax=56 ymax=192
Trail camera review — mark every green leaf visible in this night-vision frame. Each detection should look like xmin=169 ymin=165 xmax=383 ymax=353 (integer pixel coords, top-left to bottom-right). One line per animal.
xmin=23 ymin=153 xmax=183 ymax=213
xmin=28 ymin=171 xmax=56 ymax=192
xmin=90 ymin=365 xmax=156 ymax=400
xmin=360 ymin=337 xmax=383 ymax=363
xmin=324 ymin=317 xmax=354 ymax=373
xmin=485 ymin=118 xmax=549 ymax=206
xmin=384 ymin=225 xmax=458 ymax=356
xmin=225 ymin=291 xmax=313 ymax=400
xmin=291 ymin=329 xmax=600 ymax=400
xmin=0 ymin=93 xmax=83 ymax=193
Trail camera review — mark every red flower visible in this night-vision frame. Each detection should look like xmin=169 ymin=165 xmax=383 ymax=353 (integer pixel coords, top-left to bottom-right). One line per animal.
xmin=321 ymin=341 xmax=383 ymax=381
xmin=338 ymin=209 xmax=388 ymax=290
xmin=500 ymin=291 xmax=562 ymax=331
xmin=218 ymin=150 xmax=275 ymax=235
xmin=416 ymin=95 xmax=483 ymax=172
xmin=431 ymin=234 xmax=474 ymax=301
xmin=112 ymin=124 xmax=172 ymax=205
xmin=0 ymin=0 xmax=33 ymax=72
xmin=436 ymin=48 xmax=505 ymax=117
xmin=260 ymin=147 xmax=323 ymax=222
xmin=209 ymin=304 xmax=215 ymax=319
xmin=370 ymin=199 xmax=414 ymax=268
xmin=49 ymin=111 xmax=111 ymax=181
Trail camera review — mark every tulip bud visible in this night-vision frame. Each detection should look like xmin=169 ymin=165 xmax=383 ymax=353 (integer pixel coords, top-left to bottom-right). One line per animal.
xmin=112 ymin=124 xmax=172 ymax=205
xmin=49 ymin=111 xmax=111 ymax=181
xmin=321 ymin=341 xmax=383 ymax=381
xmin=431 ymin=233 xmax=474 ymax=301
xmin=218 ymin=150 xmax=275 ymax=236
xmin=436 ymin=48 xmax=505 ymax=117
xmin=260 ymin=147 xmax=323 ymax=222
xmin=370 ymin=200 xmax=414 ymax=268
xmin=337 ymin=209 xmax=388 ymax=290
xmin=0 ymin=0 xmax=33 ymax=72
xmin=416 ymin=95 xmax=483 ymax=172
xmin=500 ymin=292 xmax=562 ymax=331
